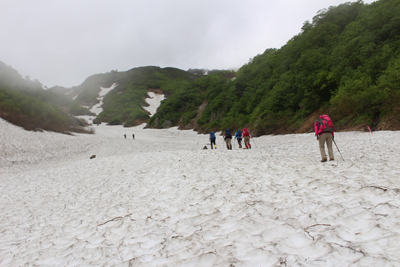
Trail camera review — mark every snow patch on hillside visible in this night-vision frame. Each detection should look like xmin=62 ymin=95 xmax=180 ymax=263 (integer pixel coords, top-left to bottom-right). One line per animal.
xmin=76 ymin=85 xmax=163 ymax=124
xmin=144 ymin=91 xmax=165 ymax=117
xmin=75 ymin=83 xmax=118 ymax=124
xmin=90 ymin=83 xmax=118 ymax=115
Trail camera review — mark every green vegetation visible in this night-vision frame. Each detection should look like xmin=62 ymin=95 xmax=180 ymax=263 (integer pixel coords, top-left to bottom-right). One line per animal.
xmin=94 ymin=85 xmax=149 ymax=126
xmin=71 ymin=70 xmax=124 ymax=107
xmin=0 ymin=62 xmax=199 ymax=130
xmin=0 ymin=61 xmax=93 ymax=133
xmin=91 ymin=66 xmax=198 ymax=127
xmin=151 ymin=0 xmax=400 ymax=134
xmin=147 ymin=70 xmax=236 ymax=129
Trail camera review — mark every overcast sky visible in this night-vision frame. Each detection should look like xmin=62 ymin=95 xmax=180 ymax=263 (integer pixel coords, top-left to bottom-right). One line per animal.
xmin=1 ymin=0 xmax=376 ymax=88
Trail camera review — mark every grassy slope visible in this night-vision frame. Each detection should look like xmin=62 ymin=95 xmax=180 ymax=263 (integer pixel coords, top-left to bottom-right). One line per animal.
xmin=0 ymin=61 xmax=93 ymax=133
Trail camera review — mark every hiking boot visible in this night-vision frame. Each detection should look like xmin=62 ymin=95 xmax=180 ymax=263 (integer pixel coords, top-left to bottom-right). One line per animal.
xmin=321 ymin=158 xmax=327 ymax=162
xmin=329 ymin=158 xmax=334 ymax=161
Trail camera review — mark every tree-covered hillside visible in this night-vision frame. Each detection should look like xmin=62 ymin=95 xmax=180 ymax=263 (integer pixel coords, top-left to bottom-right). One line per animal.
xmin=0 ymin=61 xmax=93 ymax=133
xmin=47 ymin=66 xmax=201 ymax=127
xmin=147 ymin=70 xmax=236 ymax=129
xmin=149 ymin=0 xmax=400 ymax=134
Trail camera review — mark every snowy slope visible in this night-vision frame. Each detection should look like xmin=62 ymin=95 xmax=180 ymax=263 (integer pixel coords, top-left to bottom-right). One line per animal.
xmin=144 ymin=92 xmax=165 ymax=117
xmin=1 ymin=112 xmax=400 ymax=266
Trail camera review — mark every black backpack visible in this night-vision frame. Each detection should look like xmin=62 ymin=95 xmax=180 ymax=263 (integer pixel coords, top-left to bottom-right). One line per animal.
xmin=225 ymin=129 xmax=232 ymax=139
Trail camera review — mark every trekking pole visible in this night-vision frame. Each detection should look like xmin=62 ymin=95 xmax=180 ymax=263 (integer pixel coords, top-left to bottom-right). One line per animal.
xmin=251 ymin=136 xmax=258 ymax=148
xmin=333 ymin=139 xmax=345 ymax=161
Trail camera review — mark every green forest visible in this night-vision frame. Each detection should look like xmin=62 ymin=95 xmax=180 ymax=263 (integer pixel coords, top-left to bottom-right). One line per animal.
xmin=149 ymin=0 xmax=400 ymax=134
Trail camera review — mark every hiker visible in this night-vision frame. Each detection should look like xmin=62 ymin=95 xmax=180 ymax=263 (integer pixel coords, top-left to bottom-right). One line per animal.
xmin=314 ymin=114 xmax=335 ymax=162
xmin=124 ymin=134 xmax=126 ymax=139
xmin=132 ymin=133 xmax=135 ymax=139
xmin=209 ymin=132 xmax=217 ymax=149
xmin=224 ymin=129 xmax=233 ymax=150
xmin=242 ymin=128 xmax=251 ymax=149
xmin=235 ymin=129 xmax=242 ymax=148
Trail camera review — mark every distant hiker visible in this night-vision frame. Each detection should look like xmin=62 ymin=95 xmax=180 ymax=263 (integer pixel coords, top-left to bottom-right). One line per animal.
xmin=224 ymin=129 xmax=233 ymax=150
xmin=242 ymin=128 xmax=251 ymax=149
xmin=132 ymin=133 xmax=135 ymax=139
xmin=209 ymin=132 xmax=217 ymax=149
xmin=124 ymin=134 xmax=126 ymax=139
xmin=314 ymin=114 xmax=335 ymax=162
xmin=235 ymin=130 xmax=242 ymax=148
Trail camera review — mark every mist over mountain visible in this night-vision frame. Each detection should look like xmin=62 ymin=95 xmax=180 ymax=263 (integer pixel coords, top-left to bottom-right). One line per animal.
xmin=0 ymin=61 xmax=93 ymax=133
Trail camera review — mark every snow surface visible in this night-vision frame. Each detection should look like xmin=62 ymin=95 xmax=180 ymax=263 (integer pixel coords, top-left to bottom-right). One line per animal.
xmin=144 ymin=92 xmax=165 ymax=117
xmin=1 ymin=95 xmax=400 ymax=266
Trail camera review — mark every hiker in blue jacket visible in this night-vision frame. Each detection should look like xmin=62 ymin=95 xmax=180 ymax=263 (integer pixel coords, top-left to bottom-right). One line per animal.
xmin=235 ymin=130 xmax=242 ymax=148
xmin=209 ymin=132 xmax=217 ymax=149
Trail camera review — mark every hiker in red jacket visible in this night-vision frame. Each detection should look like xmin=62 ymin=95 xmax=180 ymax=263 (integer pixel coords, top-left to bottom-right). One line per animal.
xmin=314 ymin=114 xmax=335 ymax=162
xmin=242 ymin=128 xmax=251 ymax=149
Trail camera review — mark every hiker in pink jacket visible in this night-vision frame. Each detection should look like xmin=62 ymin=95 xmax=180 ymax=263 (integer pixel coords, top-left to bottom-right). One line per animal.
xmin=242 ymin=128 xmax=251 ymax=149
xmin=314 ymin=114 xmax=335 ymax=162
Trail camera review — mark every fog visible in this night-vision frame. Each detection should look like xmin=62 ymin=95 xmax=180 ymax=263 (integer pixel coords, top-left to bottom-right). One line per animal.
xmin=0 ymin=0 xmax=376 ymax=88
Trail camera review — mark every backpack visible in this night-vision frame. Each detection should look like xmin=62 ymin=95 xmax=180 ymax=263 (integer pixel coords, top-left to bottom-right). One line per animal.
xmin=210 ymin=132 xmax=216 ymax=140
xmin=317 ymin=115 xmax=335 ymax=133
xmin=235 ymin=130 xmax=242 ymax=138
xmin=225 ymin=129 xmax=232 ymax=139
xmin=242 ymin=128 xmax=250 ymax=136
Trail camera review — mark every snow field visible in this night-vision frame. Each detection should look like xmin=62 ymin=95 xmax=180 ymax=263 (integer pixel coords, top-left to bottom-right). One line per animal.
xmin=1 ymin=118 xmax=400 ymax=266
